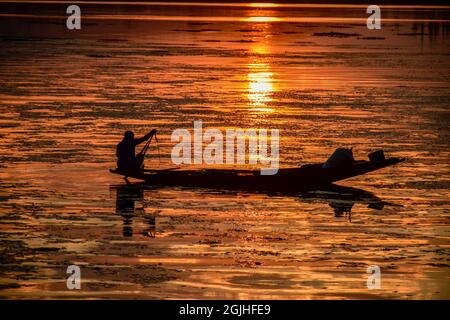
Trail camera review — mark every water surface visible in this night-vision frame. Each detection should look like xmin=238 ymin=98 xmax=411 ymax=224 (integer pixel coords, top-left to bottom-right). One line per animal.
xmin=0 ymin=2 xmax=449 ymax=299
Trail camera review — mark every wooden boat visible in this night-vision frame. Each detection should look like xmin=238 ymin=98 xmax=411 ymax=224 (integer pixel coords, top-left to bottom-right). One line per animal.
xmin=110 ymin=156 xmax=405 ymax=192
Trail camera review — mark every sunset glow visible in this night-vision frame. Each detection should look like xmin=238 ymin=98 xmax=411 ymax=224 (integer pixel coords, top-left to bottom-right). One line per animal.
xmin=0 ymin=0 xmax=448 ymax=302
xmin=248 ymin=3 xmax=279 ymax=8
xmin=247 ymin=63 xmax=275 ymax=110
xmin=245 ymin=16 xmax=282 ymax=23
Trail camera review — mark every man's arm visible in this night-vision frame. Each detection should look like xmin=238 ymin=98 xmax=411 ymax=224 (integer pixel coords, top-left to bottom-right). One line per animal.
xmin=134 ymin=129 xmax=157 ymax=145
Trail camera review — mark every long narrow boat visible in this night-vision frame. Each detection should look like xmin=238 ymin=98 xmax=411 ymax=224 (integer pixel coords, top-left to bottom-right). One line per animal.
xmin=110 ymin=155 xmax=405 ymax=191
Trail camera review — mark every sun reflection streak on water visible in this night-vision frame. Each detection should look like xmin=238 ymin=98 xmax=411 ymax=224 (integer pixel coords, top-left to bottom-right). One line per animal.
xmin=247 ymin=63 xmax=274 ymax=112
xmin=245 ymin=23 xmax=276 ymax=113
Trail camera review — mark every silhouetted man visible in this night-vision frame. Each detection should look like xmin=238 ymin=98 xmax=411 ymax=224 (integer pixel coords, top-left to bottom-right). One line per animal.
xmin=116 ymin=129 xmax=156 ymax=171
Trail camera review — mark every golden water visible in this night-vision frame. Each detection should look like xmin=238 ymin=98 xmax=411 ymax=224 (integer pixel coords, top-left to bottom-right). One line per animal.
xmin=0 ymin=2 xmax=449 ymax=299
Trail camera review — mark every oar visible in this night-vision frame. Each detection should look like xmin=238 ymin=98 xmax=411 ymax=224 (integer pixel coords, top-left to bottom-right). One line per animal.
xmin=154 ymin=133 xmax=161 ymax=166
xmin=138 ymin=130 xmax=161 ymax=169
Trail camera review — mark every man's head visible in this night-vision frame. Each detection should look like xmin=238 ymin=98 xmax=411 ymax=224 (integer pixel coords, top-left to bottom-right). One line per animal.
xmin=124 ymin=130 xmax=134 ymax=140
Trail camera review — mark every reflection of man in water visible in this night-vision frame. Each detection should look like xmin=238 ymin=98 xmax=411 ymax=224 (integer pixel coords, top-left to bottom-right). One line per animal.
xmin=115 ymin=185 xmax=156 ymax=237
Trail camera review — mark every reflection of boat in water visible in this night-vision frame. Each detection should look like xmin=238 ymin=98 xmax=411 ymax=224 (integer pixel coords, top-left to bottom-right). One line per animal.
xmin=296 ymin=184 xmax=401 ymax=222
xmin=114 ymin=184 xmax=156 ymax=238
xmin=110 ymin=157 xmax=404 ymax=191
xmin=111 ymin=182 xmax=400 ymax=229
